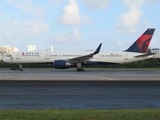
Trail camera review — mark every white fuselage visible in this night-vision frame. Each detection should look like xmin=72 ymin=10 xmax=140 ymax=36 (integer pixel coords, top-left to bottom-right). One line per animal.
xmin=3 ymin=51 xmax=153 ymax=65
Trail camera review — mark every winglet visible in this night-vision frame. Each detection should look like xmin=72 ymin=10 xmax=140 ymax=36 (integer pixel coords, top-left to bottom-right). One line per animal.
xmin=93 ymin=43 xmax=102 ymax=55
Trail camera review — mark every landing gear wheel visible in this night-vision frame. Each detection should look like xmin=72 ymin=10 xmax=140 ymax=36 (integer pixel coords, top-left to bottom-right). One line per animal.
xmin=77 ymin=68 xmax=81 ymax=72
xmin=76 ymin=63 xmax=84 ymax=72
xmin=76 ymin=68 xmax=84 ymax=72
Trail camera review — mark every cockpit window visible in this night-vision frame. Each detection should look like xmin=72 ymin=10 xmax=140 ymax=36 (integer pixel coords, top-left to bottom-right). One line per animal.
xmin=6 ymin=55 xmax=12 ymax=57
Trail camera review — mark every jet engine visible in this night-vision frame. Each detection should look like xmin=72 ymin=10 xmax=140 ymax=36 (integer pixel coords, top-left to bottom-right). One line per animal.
xmin=53 ymin=60 xmax=72 ymax=69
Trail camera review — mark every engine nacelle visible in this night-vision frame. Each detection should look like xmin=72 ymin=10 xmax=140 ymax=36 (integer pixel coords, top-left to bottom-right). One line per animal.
xmin=53 ymin=60 xmax=72 ymax=69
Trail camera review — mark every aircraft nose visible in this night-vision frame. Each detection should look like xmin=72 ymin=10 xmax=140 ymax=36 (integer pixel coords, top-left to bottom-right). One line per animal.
xmin=0 ymin=56 xmax=3 ymax=62
xmin=2 ymin=57 xmax=6 ymax=63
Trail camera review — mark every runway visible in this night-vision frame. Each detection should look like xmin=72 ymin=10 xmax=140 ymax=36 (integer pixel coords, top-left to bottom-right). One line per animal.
xmin=0 ymin=68 xmax=160 ymax=81
xmin=1 ymin=81 xmax=160 ymax=109
xmin=1 ymin=68 xmax=160 ymax=109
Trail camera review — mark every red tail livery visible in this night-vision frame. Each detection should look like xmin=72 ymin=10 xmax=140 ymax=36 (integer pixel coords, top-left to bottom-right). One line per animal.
xmin=126 ymin=28 xmax=155 ymax=53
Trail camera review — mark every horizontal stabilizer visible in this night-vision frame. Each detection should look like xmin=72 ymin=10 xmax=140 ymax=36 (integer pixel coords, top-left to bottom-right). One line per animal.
xmin=134 ymin=53 xmax=155 ymax=58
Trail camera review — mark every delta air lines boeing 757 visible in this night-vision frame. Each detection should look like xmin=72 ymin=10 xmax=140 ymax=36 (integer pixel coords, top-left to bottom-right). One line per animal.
xmin=2 ymin=28 xmax=155 ymax=72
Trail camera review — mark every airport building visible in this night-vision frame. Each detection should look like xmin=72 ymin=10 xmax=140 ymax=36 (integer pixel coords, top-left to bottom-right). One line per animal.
xmin=48 ymin=46 xmax=53 ymax=51
xmin=26 ymin=45 xmax=36 ymax=51
xmin=151 ymin=48 xmax=160 ymax=58
xmin=0 ymin=45 xmax=19 ymax=55
xmin=46 ymin=46 xmax=54 ymax=51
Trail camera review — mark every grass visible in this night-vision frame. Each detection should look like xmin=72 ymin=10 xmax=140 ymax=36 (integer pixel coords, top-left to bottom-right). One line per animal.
xmin=0 ymin=109 xmax=160 ymax=120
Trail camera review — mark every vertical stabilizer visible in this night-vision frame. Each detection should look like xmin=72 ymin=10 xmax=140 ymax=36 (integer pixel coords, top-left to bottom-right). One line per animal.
xmin=125 ymin=28 xmax=155 ymax=53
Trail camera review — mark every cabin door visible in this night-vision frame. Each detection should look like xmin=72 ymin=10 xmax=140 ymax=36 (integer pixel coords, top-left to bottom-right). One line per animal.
xmin=45 ymin=53 xmax=50 ymax=60
xmin=16 ymin=54 xmax=20 ymax=60
xmin=125 ymin=53 xmax=128 ymax=60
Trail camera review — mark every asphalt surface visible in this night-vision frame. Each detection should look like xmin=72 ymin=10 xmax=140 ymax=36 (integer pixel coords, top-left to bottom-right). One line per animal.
xmin=0 ymin=68 xmax=160 ymax=109
xmin=0 ymin=68 xmax=160 ymax=81
xmin=1 ymin=81 xmax=160 ymax=109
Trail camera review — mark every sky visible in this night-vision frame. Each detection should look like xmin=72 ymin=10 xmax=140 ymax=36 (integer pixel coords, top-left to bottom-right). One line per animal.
xmin=0 ymin=0 xmax=160 ymax=52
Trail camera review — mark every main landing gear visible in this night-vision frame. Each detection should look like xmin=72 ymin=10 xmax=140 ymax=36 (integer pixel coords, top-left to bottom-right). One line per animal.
xmin=76 ymin=68 xmax=84 ymax=72
xmin=76 ymin=63 xmax=84 ymax=72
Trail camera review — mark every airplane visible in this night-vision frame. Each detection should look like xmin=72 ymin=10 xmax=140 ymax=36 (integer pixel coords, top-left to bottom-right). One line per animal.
xmin=2 ymin=28 xmax=155 ymax=72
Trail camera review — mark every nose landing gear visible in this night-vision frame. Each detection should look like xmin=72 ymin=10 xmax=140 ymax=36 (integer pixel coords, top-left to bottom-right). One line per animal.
xmin=18 ymin=64 xmax=23 ymax=72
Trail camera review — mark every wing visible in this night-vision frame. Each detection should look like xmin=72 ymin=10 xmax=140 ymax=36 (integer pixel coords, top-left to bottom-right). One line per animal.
xmin=67 ymin=43 xmax=102 ymax=63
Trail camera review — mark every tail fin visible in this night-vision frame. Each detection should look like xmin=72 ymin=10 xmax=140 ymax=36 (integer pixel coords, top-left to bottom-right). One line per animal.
xmin=125 ymin=28 xmax=155 ymax=53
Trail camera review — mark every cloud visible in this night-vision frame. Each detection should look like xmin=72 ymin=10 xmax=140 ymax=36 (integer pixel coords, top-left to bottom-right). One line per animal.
xmin=47 ymin=0 xmax=62 ymax=4
xmin=115 ymin=0 xmax=146 ymax=33
xmin=0 ymin=20 xmax=49 ymax=44
xmin=81 ymin=14 xmax=94 ymax=24
xmin=6 ymin=0 xmax=45 ymax=18
xmin=83 ymin=0 xmax=110 ymax=9
xmin=57 ymin=0 xmax=81 ymax=25
xmin=115 ymin=7 xmax=143 ymax=33
xmin=57 ymin=0 xmax=93 ymax=26
xmin=121 ymin=0 xmax=144 ymax=8
xmin=121 ymin=0 xmax=156 ymax=8
xmin=24 ymin=21 xmax=49 ymax=35
xmin=0 ymin=12 xmax=2 ymax=17
xmin=52 ymin=28 xmax=81 ymax=42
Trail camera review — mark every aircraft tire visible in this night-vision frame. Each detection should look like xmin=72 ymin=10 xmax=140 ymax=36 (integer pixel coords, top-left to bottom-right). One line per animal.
xmin=81 ymin=68 xmax=84 ymax=72
xmin=77 ymin=68 xmax=84 ymax=72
